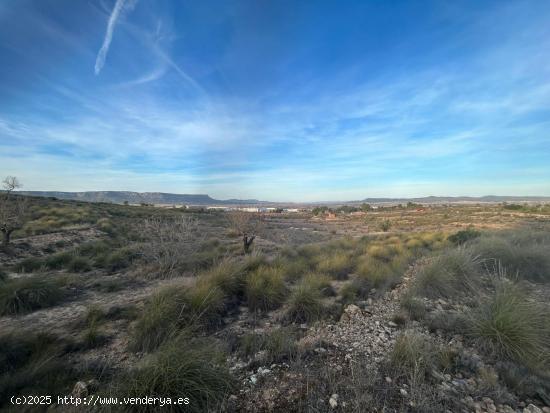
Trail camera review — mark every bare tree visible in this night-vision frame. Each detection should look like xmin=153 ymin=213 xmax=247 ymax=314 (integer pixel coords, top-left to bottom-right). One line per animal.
xmin=227 ymin=210 xmax=265 ymax=253
xmin=0 ymin=176 xmax=27 ymax=246
xmin=139 ymin=214 xmax=202 ymax=276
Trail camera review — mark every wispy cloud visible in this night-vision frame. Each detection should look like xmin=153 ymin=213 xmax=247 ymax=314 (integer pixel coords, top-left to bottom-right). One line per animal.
xmin=94 ymin=0 xmax=136 ymax=75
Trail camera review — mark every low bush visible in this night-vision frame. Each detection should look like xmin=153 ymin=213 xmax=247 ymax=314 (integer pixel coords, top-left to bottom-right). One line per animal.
xmin=115 ymin=335 xmax=233 ymax=413
xmin=0 ymin=275 xmax=66 ymax=315
xmin=400 ymin=294 xmax=426 ymax=321
xmin=245 ymin=266 xmax=286 ymax=312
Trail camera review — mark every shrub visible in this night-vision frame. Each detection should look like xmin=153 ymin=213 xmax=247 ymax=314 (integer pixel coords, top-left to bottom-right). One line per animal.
xmin=466 ymin=282 xmax=550 ymax=370
xmin=0 ymin=269 xmax=7 ymax=283
xmin=448 ymin=228 xmax=481 ymax=245
xmin=245 ymin=266 xmax=286 ymax=312
xmin=0 ymin=275 xmax=66 ymax=315
xmin=115 ymin=335 xmax=233 ymax=413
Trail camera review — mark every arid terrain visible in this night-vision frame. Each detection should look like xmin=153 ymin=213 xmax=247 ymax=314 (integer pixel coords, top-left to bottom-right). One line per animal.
xmin=1 ymin=196 xmax=550 ymax=412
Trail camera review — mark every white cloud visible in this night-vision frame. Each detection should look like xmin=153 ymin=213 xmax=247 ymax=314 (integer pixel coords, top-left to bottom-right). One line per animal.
xmin=95 ymin=0 xmax=136 ymax=75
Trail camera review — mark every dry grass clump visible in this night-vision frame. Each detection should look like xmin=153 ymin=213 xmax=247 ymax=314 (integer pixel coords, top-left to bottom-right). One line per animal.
xmin=0 ymin=275 xmax=67 ymax=315
xmin=245 ymin=266 xmax=287 ymax=312
xmin=316 ymin=251 xmax=354 ymax=280
xmin=239 ymin=328 xmax=299 ymax=363
xmin=0 ymin=331 xmax=77 ymax=403
xmin=285 ymin=278 xmax=326 ymax=323
xmin=116 ymin=335 xmax=233 ymax=413
xmin=472 ymin=232 xmax=550 ymax=282
xmin=130 ymin=281 xmax=225 ymax=352
xmin=390 ymin=331 xmax=435 ymax=378
xmin=196 ymin=258 xmax=244 ymax=297
xmin=466 ymin=281 xmax=550 ymax=370
xmin=400 ymin=293 xmax=427 ymax=321
xmin=413 ymin=247 xmax=481 ymax=298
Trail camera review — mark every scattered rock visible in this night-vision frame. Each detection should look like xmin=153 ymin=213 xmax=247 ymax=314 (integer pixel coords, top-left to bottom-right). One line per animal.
xmin=329 ymin=394 xmax=338 ymax=409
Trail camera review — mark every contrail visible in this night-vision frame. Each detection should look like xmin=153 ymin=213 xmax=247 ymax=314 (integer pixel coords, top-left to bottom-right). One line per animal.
xmin=94 ymin=0 xmax=128 ymax=75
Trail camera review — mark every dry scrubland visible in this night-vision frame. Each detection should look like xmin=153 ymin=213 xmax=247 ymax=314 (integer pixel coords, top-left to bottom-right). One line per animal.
xmin=1 ymin=196 xmax=550 ymax=412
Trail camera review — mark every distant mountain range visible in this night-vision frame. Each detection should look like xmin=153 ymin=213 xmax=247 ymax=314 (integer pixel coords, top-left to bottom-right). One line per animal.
xmin=17 ymin=191 xmax=262 ymax=205
xmin=16 ymin=191 xmax=550 ymax=206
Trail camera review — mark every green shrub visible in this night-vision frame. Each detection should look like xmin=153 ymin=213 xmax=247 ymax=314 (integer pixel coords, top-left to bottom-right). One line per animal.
xmin=114 ymin=335 xmax=233 ymax=413
xmin=245 ymin=266 xmax=286 ymax=312
xmin=466 ymin=282 xmax=550 ymax=370
xmin=0 ymin=275 xmax=66 ymax=315
xmin=448 ymin=228 xmax=481 ymax=245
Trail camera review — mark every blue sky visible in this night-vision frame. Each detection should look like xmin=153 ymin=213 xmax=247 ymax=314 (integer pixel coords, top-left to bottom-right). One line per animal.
xmin=1 ymin=0 xmax=549 ymax=201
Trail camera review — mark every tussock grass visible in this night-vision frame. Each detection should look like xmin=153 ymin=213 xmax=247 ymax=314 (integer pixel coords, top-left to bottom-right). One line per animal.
xmin=413 ymin=247 xmax=481 ymax=298
xmin=286 ymin=279 xmax=326 ymax=323
xmin=466 ymin=282 xmax=550 ymax=369
xmin=13 ymin=257 xmax=45 ymax=273
xmin=116 ymin=335 xmax=233 ymax=413
xmin=400 ymin=294 xmax=427 ymax=321
xmin=472 ymin=233 xmax=550 ymax=282
xmin=130 ymin=282 xmax=225 ymax=352
xmin=448 ymin=228 xmax=481 ymax=245
xmin=196 ymin=258 xmax=244 ymax=297
xmin=245 ymin=266 xmax=286 ymax=312
xmin=0 ymin=275 xmax=66 ymax=315
xmin=239 ymin=328 xmax=299 ymax=363
xmin=67 ymin=256 xmax=92 ymax=272
xmin=390 ymin=331 xmax=435 ymax=378
xmin=316 ymin=251 xmax=354 ymax=280
xmin=0 ymin=331 xmax=76 ymax=403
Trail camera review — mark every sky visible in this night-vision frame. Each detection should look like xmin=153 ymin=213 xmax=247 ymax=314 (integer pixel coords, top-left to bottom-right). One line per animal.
xmin=0 ymin=0 xmax=549 ymax=201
